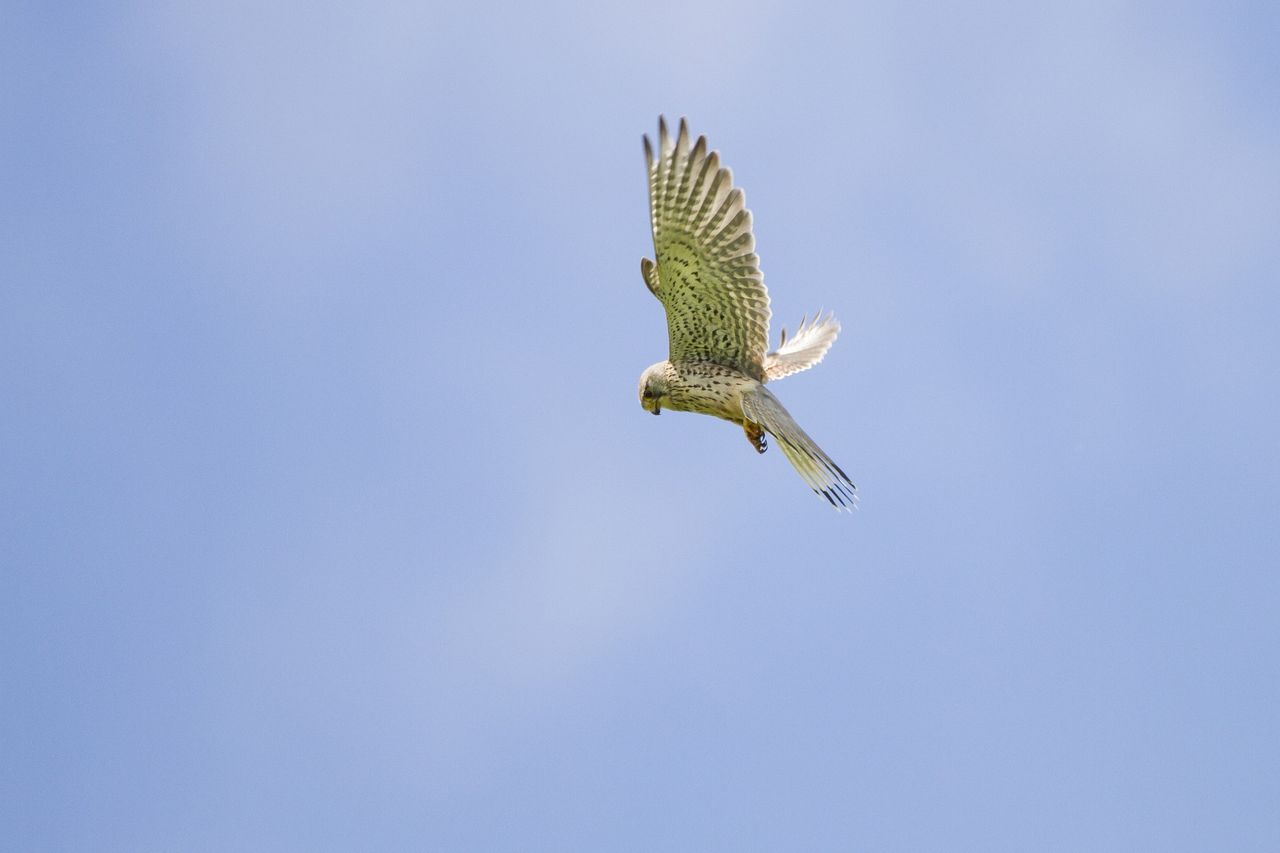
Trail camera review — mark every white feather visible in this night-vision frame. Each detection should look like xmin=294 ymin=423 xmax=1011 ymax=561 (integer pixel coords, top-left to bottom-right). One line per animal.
xmin=764 ymin=312 xmax=841 ymax=381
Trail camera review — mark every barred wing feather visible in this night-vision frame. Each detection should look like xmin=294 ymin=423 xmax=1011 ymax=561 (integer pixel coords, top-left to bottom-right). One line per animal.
xmin=764 ymin=312 xmax=841 ymax=381
xmin=644 ymin=117 xmax=771 ymax=382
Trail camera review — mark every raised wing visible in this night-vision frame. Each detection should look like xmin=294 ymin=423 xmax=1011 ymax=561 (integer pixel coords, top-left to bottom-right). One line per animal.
xmin=764 ymin=312 xmax=840 ymax=381
xmin=643 ymin=116 xmax=770 ymax=382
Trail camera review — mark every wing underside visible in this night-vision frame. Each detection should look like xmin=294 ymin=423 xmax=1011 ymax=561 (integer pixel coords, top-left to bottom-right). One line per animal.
xmin=764 ymin=312 xmax=841 ymax=381
xmin=644 ymin=117 xmax=770 ymax=382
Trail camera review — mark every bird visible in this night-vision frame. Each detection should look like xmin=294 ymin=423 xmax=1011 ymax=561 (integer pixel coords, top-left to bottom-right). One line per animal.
xmin=636 ymin=116 xmax=857 ymax=510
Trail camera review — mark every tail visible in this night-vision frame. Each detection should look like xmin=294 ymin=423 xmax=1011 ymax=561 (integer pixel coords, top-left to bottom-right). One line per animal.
xmin=740 ymin=385 xmax=857 ymax=511
xmin=763 ymin=312 xmax=840 ymax=381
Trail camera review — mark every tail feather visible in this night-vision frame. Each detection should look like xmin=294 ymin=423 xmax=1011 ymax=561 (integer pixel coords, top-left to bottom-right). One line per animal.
xmin=740 ymin=386 xmax=857 ymax=511
xmin=763 ymin=312 xmax=840 ymax=381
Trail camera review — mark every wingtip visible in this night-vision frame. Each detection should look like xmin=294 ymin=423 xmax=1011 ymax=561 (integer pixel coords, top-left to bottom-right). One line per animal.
xmin=675 ymin=116 xmax=690 ymax=157
xmin=690 ymin=133 xmax=707 ymax=164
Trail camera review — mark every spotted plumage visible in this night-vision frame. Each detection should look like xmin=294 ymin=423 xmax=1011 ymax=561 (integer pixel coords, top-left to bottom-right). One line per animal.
xmin=637 ymin=116 xmax=857 ymax=511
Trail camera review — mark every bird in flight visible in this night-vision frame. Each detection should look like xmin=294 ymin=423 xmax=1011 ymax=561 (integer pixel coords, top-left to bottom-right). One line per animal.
xmin=637 ymin=116 xmax=857 ymax=510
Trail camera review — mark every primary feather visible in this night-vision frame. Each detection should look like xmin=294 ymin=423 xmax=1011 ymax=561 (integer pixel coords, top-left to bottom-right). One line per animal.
xmin=644 ymin=117 xmax=771 ymax=382
xmin=764 ymin=312 xmax=841 ymax=381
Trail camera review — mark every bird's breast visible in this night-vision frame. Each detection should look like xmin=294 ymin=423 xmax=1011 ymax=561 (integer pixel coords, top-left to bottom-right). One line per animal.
xmin=668 ymin=365 xmax=758 ymax=421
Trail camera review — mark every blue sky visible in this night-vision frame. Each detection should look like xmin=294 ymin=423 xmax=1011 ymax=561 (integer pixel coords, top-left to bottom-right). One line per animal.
xmin=3 ymin=1 xmax=1279 ymax=850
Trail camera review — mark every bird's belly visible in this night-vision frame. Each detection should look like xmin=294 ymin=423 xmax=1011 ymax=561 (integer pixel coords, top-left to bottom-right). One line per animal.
xmin=669 ymin=377 xmax=750 ymax=422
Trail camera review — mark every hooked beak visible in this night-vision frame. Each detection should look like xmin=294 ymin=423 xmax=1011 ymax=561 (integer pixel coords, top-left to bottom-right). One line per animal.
xmin=652 ymin=407 xmax=660 ymax=416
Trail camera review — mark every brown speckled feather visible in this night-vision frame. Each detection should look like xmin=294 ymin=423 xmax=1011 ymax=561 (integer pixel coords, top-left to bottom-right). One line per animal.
xmin=644 ymin=117 xmax=771 ymax=382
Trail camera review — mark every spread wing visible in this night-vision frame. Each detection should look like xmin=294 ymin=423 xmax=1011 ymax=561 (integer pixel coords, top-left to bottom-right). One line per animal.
xmin=643 ymin=116 xmax=770 ymax=382
xmin=764 ymin=311 xmax=841 ymax=381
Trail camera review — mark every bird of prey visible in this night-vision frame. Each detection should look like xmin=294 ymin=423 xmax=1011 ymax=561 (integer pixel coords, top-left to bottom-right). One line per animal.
xmin=637 ymin=116 xmax=857 ymax=510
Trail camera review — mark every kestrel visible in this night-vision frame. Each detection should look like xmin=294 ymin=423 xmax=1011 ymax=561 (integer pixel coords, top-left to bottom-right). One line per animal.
xmin=637 ymin=116 xmax=857 ymax=510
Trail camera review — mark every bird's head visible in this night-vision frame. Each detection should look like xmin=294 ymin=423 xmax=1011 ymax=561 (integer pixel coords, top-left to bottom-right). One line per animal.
xmin=638 ymin=362 xmax=672 ymax=415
